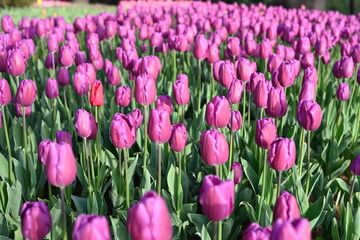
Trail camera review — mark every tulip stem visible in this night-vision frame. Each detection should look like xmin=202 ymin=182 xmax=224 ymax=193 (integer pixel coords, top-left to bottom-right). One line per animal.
xmin=51 ymin=52 xmax=56 ymax=78
xmin=228 ymin=105 xmax=234 ymax=171
xmin=210 ymin=64 xmax=214 ymax=98
xmin=213 ymin=221 xmax=218 ymax=240
xmin=299 ymin=128 xmax=305 ymax=178
xmin=346 ymin=64 xmax=358 ymax=116
xmin=258 ymin=149 xmax=267 ymax=222
xmin=337 ymin=100 xmax=343 ymax=128
xmin=21 ymin=107 xmax=28 ymax=163
xmin=181 ymin=105 xmax=185 ymax=124
xmin=173 ymin=51 xmax=177 ymax=83
xmin=60 ymin=187 xmax=68 ymax=240
xmin=177 ymin=151 xmax=182 ymax=215
xmin=247 ymin=91 xmax=251 ymax=128
xmin=143 ymin=105 xmax=148 ymax=176
xmin=48 ymin=182 xmax=52 ymax=202
xmin=242 ymin=89 xmax=247 ymax=137
xmin=317 ymin=57 xmax=321 ymax=93
xmin=95 ymin=106 xmax=101 ymax=178
xmin=52 ymin=98 xmax=57 ymax=128
xmin=305 ymin=131 xmax=311 ymax=197
xmin=277 ymin=171 xmax=282 ymax=198
xmin=124 ymin=148 xmax=130 ymax=209
xmin=218 ymin=220 xmax=223 ymax=240
xmin=63 ymin=86 xmax=68 ymax=110
xmin=197 ymin=59 xmax=202 ymax=112
xmin=118 ymin=149 xmax=122 ymax=195
xmin=89 ymin=141 xmax=96 ymax=188
xmin=2 ymin=106 xmax=12 ymax=183
xmin=16 ymin=76 xmax=19 ymax=88
xmin=157 ymin=144 xmax=162 ymax=195
xmin=84 ymin=138 xmax=92 ymax=194
xmin=350 ymin=176 xmax=356 ymax=205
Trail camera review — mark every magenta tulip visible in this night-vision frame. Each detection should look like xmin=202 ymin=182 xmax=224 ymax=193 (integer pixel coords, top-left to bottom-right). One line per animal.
xmin=156 ymin=95 xmax=174 ymax=115
xmin=256 ymin=118 xmax=278 ymax=150
xmin=270 ymin=218 xmax=311 ymax=240
xmin=135 ymin=74 xmax=156 ymax=106
xmin=7 ymin=48 xmax=26 ymax=77
xmin=110 ymin=113 xmax=136 ymax=149
xmin=268 ymin=138 xmax=296 ymax=172
xmin=16 ymin=79 xmax=37 ymax=107
xmin=297 ymin=100 xmax=322 ymax=131
xmin=205 ymin=96 xmax=231 ymax=128
xmin=336 ymin=83 xmax=350 ymax=101
xmin=72 ymin=214 xmax=110 ymax=240
xmin=115 ymin=85 xmax=132 ymax=107
xmin=200 ymin=129 xmax=229 ymax=166
xmin=0 ymin=79 xmax=12 ymax=105
xmin=273 ymin=191 xmax=301 ymax=222
xmin=169 ymin=123 xmax=188 ymax=152
xmin=266 ymin=88 xmax=287 ymax=118
xmin=148 ymin=107 xmax=172 ymax=144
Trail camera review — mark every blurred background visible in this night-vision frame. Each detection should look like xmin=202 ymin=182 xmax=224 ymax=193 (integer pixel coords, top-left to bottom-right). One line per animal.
xmin=0 ymin=0 xmax=359 ymax=14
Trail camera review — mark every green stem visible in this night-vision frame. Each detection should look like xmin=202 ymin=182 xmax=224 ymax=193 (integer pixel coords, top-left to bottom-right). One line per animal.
xmin=118 ymin=149 xmax=122 ymax=195
xmin=228 ymin=105 xmax=234 ymax=171
xmin=346 ymin=64 xmax=358 ymax=116
xmin=218 ymin=220 xmax=223 ymax=240
xmin=22 ymin=107 xmax=28 ymax=163
xmin=247 ymin=91 xmax=251 ymax=128
xmin=52 ymin=52 xmax=56 ymax=78
xmin=242 ymin=89 xmax=247 ymax=137
xmin=215 ymin=165 xmax=219 ymax=177
xmin=16 ymin=76 xmax=19 ymax=88
xmin=298 ymin=128 xmax=305 ymax=178
xmin=60 ymin=187 xmax=68 ymax=240
xmin=258 ymin=149 xmax=267 ymax=222
xmin=143 ymin=105 xmax=148 ymax=176
xmin=95 ymin=106 xmax=101 ymax=178
xmin=277 ymin=171 xmax=282 ymax=198
xmin=173 ymin=51 xmax=177 ymax=83
xmin=89 ymin=141 xmax=95 ymax=187
xmin=305 ymin=131 xmax=311 ymax=196
xmin=210 ymin=64 xmax=214 ymax=98
xmin=213 ymin=221 xmax=218 ymax=240
xmin=350 ymin=176 xmax=356 ymax=205
xmin=63 ymin=85 xmax=68 ymax=110
xmin=124 ymin=148 xmax=130 ymax=209
xmin=48 ymin=182 xmax=52 ymax=202
xmin=2 ymin=106 xmax=12 ymax=183
xmin=197 ymin=59 xmax=202 ymax=112
xmin=181 ymin=105 xmax=185 ymax=124
xmin=84 ymin=138 xmax=92 ymax=193
xmin=177 ymin=151 xmax=182 ymax=215
xmin=157 ymin=144 xmax=162 ymax=195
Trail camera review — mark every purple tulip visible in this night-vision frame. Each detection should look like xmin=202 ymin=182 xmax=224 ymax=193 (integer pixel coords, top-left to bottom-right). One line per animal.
xmin=56 ymin=130 xmax=72 ymax=146
xmin=156 ymin=95 xmax=174 ymax=115
xmin=300 ymin=52 xmax=315 ymax=69
xmin=128 ymin=109 xmax=143 ymax=129
xmin=59 ymin=45 xmax=74 ymax=67
xmin=73 ymin=72 xmax=89 ymax=96
xmin=7 ymin=48 xmax=26 ymax=77
xmin=169 ymin=123 xmax=188 ymax=152
xmin=336 ymin=83 xmax=350 ymax=101
xmin=110 ymin=113 xmax=136 ymax=149
xmin=278 ymin=61 xmax=295 ymax=88
xmin=297 ymin=100 xmax=322 ymax=131
xmin=135 ymin=74 xmax=156 ymax=106
xmin=268 ymin=138 xmax=296 ymax=172
xmin=219 ymin=61 xmax=236 ymax=88
xmin=148 ymin=107 xmax=172 ymax=144
xmin=236 ymin=58 xmax=257 ymax=82
xmin=173 ymin=74 xmax=190 ymax=106
xmin=57 ymin=67 xmax=70 ymax=86
xmin=138 ymin=55 xmax=162 ymax=81
xmin=231 ymin=162 xmax=243 ymax=184
xmin=350 ymin=155 xmax=360 ymax=176
xmin=268 ymin=54 xmax=282 ymax=74
xmin=72 ymin=214 xmax=111 ymax=240
xmin=47 ymin=34 xmax=59 ymax=53
xmin=273 ymin=191 xmax=301 ymax=222
xmin=227 ymin=110 xmax=242 ymax=132
xmin=115 ymin=85 xmax=132 ymax=107
xmin=205 ymin=96 xmax=231 ymax=128
xmin=299 ymin=80 xmax=316 ymax=101
xmin=340 ymin=56 xmax=354 ymax=78
xmin=243 ymin=223 xmax=272 ymax=240
xmin=38 ymin=139 xmax=52 ymax=165
xmin=256 ymin=118 xmax=278 ymax=150
xmin=75 ymin=109 xmax=95 ymax=139
xmin=199 ymin=175 xmax=234 ymax=221
xmin=0 ymin=78 xmax=12 ymax=106
xmin=77 ymin=63 xmax=96 ymax=86
xmin=200 ymin=129 xmax=229 ymax=166
xmin=107 ymin=66 xmax=121 ymax=86
xmin=75 ymin=51 xmax=87 ymax=66
xmin=193 ymin=34 xmax=208 ymax=60
xmin=266 ymin=88 xmax=287 ymax=118
xmin=45 ymin=78 xmax=59 ymax=99
xmin=226 ymin=79 xmax=244 ymax=104
xmin=270 ymin=218 xmax=311 ymax=240
xmin=16 ymin=79 xmax=37 ymax=107
xmin=260 ymin=38 xmax=272 ymax=60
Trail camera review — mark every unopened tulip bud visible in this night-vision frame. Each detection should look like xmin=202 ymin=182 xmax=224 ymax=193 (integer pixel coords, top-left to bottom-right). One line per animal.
xmin=7 ymin=49 xmax=26 ymax=77
xmin=72 ymin=214 xmax=111 ymax=240
xmin=236 ymin=58 xmax=257 ymax=82
xmin=268 ymin=138 xmax=296 ymax=172
xmin=110 ymin=113 xmax=136 ymax=149
xmin=135 ymin=74 xmax=156 ymax=106
xmin=59 ymin=45 xmax=74 ymax=67
xmin=231 ymin=162 xmax=243 ymax=184
xmin=148 ymin=107 xmax=172 ymax=144
xmin=226 ymin=80 xmax=244 ymax=104
xmin=115 ymin=85 xmax=132 ymax=107
xmin=169 ymin=123 xmax=187 ymax=152
xmin=56 ymin=130 xmax=72 ymax=146
xmin=350 ymin=155 xmax=360 ymax=176
xmin=200 ymin=129 xmax=229 ymax=166
xmin=73 ymin=72 xmax=89 ymax=96
xmin=270 ymin=218 xmax=311 ymax=240
xmin=90 ymin=80 xmax=104 ymax=106
xmin=173 ymin=74 xmax=190 ymax=106
xmin=45 ymin=78 xmax=59 ymax=99
xmin=273 ymin=191 xmax=301 ymax=222
xmin=227 ymin=110 xmax=242 ymax=132
xmin=256 ymin=118 xmax=278 ymax=149
xmin=38 ymin=139 xmax=53 ymax=165
xmin=77 ymin=63 xmax=96 ymax=86
xmin=0 ymin=79 xmax=12 ymax=106
xmin=205 ymin=96 xmax=231 ymax=128
xmin=266 ymin=88 xmax=287 ymax=118
xmin=16 ymin=79 xmax=37 ymax=107
xmin=297 ymin=100 xmax=322 ymax=131
xmin=156 ymin=95 xmax=174 ymax=115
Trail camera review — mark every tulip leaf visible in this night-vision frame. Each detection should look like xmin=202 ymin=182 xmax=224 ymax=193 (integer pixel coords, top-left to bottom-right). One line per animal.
xmin=335 ymin=178 xmax=351 ymax=194
xmin=305 ymin=196 xmax=326 ymax=229
xmin=110 ymin=216 xmax=130 ymax=240
xmin=332 ymin=217 xmax=341 ymax=240
xmin=12 ymin=124 xmax=24 ymax=148
xmin=354 ymin=207 xmax=360 ymax=240
xmin=71 ymin=195 xmax=87 ymax=214
xmin=0 ymin=154 xmax=9 ymax=182
xmin=8 ymin=181 xmax=21 ymax=220
xmin=188 ymin=213 xmax=210 ymax=233
xmin=241 ymin=159 xmax=259 ymax=194
xmin=0 ymin=214 xmax=9 ymax=237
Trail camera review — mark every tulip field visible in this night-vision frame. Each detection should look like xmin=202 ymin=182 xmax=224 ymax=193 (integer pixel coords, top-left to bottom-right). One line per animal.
xmin=1 ymin=1 xmax=360 ymax=240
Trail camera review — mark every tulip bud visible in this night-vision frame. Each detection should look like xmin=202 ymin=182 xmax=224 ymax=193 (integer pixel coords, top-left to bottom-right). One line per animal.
xmin=205 ymin=96 xmax=231 ymax=128
xmin=303 ymin=67 xmax=318 ymax=85
xmin=256 ymin=118 xmax=278 ymax=149
xmin=278 ymin=61 xmax=295 ymax=88
xmin=297 ymin=100 xmax=322 ymax=131
xmin=75 ymin=109 xmax=95 ymax=139
xmin=299 ymin=80 xmax=316 ymax=101
xmin=226 ymin=37 xmax=241 ymax=58
xmin=336 ymin=82 xmax=350 ymax=101
xmin=45 ymin=53 xmax=58 ymax=70
xmin=169 ymin=123 xmax=187 ymax=152
xmin=127 ymin=191 xmax=172 ymax=240
xmin=268 ymin=138 xmax=296 ymax=172
xmin=0 ymin=49 xmax=8 ymax=73
xmin=7 ymin=49 xmax=26 ymax=77
xmin=350 ymin=155 xmax=360 ymax=176
xmin=20 ymin=201 xmax=52 ymax=240
xmin=104 ymin=58 xmax=113 ymax=75
xmin=105 ymin=20 xmax=117 ymax=39
xmin=175 ymin=35 xmax=188 ymax=52
xmin=266 ymin=88 xmax=287 ymax=118
xmin=47 ymin=34 xmax=58 ymax=53
xmin=242 ymin=223 xmax=272 ymax=240
xmin=227 ymin=110 xmax=242 ymax=132
xmin=56 ymin=130 xmax=72 ymax=146
xmin=260 ymin=38 xmax=272 ymax=60
xmin=199 ymin=175 xmax=234 ymax=221
xmin=57 ymin=67 xmax=70 ymax=86
xmin=59 ymin=45 xmax=74 ymax=67
xmin=0 ymin=79 xmax=12 ymax=106
xmin=270 ymin=218 xmax=311 ymax=240
xmin=148 ymin=107 xmax=172 ymax=144
xmin=38 ymin=139 xmax=52 ymax=165
xmin=236 ymin=58 xmax=257 ymax=82
xmin=72 ymin=214 xmax=111 ymax=240
xmin=15 ymin=103 xmax=31 ymax=117
xmin=268 ymin=54 xmax=282 ymax=74
xmin=300 ymin=52 xmax=315 ymax=69
xmin=271 ymin=70 xmax=283 ymax=90
xmin=135 ymin=75 xmax=156 ymax=106
xmin=110 ymin=113 xmax=136 ymax=149
xmin=45 ymin=142 xmax=77 ymax=187
xmin=254 ymin=80 xmax=272 ymax=108
xmin=231 ymin=162 xmax=242 ymax=184
xmin=226 ymin=80 xmax=244 ymax=104
xmin=193 ymin=34 xmax=208 ymax=60
xmin=16 ymin=79 xmax=37 ymax=107
xmin=333 ymin=60 xmax=342 ymax=78
xmin=273 ymin=191 xmax=301 ymax=222
xmin=115 ymin=85 xmax=132 ymax=107
xmin=219 ymin=61 xmax=236 ymax=88
xmin=284 ymin=47 xmax=295 ymax=61
xmin=248 ymin=72 xmax=265 ymax=93
xmin=77 ymin=63 xmax=96 ymax=86
xmin=1 ymin=15 xmax=15 ymax=33
xmin=206 ymin=43 xmax=220 ymax=63
xmin=90 ymin=80 xmax=104 ymax=106
xmin=45 ymin=78 xmax=59 ymax=99
xmin=139 ymin=55 xmax=162 ymax=81
xmin=340 ymin=56 xmax=354 ymax=78
xmin=341 ymin=42 xmax=352 ymax=57
xmin=156 ymin=95 xmax=174 ymax=115
xmin=200 ymin=129 xmax=229 ymax=166
xmin=357 ymin=68 xmax=360 ymax=85
xmin=128 ymin=109 xmax=143 ymax=129
xmin=73 ymin=72 xmax=89 ymax=96
xmin=315 ymin=37 xmax=327 ymax=57
xmin=75 ymin=51 xmax=87 ymax=66
xmin=297 ymin=37 xmax=311 ymax=54
xmin=352 ymin=44 xmax=360 ymax=63
xmin=150 ymin=32 xmax=163 ymax=47
xmin=173 ymin=75 xmax=190 ymax=106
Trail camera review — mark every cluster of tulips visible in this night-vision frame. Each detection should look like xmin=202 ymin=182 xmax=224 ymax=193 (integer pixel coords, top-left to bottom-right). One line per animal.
xmin=0 ymin=1 xmax=360 ymax=239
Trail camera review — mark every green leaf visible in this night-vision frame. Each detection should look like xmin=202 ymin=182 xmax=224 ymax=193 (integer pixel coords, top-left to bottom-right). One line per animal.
xmin=188 ymin=213 xmax=210 ymax=233
xmin=305 ymin=196 xmax=326 ymax=229
xmin=71 ymin=195 xmax=87 ymax=214
xmin=241 ymin=159 xmax=259 ymax=194
xmin=200 ymin=225 xmax=212 ymax=240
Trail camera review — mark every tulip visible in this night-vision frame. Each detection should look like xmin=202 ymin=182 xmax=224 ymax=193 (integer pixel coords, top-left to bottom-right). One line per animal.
xmin=175 ymin=35 xmax=188 ymax=52
xmin=14 ymin=103 xmax=31 ymax=117
xmin=193 ymin=34 xmax=208 ymax=60
xmin=205 ymin=96 xmax=231 ymax=128
xmin=135 ymin=74 xmax=156 ymax=106
xmin=270 ymin=218 xmax=311 ymax=240
xmin=45 ymin=142 xmax=77 ymax=187
xmin=242 ymin=223 xmax=272 ymax=240
xmin=73 ymin=72 xmax=89 ymax=96
xmin=0 ymin=79 xmax=12 ymax=106
xmin=256 ymin=118 xmax=278 ymax=150
xmin=75 ymin=51 xmax=87 ymax=66
xmin=128 ymin=109 xmax=143 ymax=129
xmin=199 ymin=175 xmax=234 ymax=221
xmin=352 ymin=44 xmax=360 ymax=63
xmin=268 ymin=54 xmax=282 ymax=74
xmin=299 ymin=80 xmax=316 ymax=101
xmin=45 ymin=78 xmax=59 ymax=99
xmin=72 ymin=214 xmax=111 ymax=240
xmin=169 ymin=123 xmax=187 ymax=152
xmin=0 ymin=49 xmax=7 ymax=73
xmin=156 ymin=95 xmax=174 ymax=115
xmin=248 ymin=72 xmax=265 ymax=93
xmin=107 ymin=66 xmax=121 ymax=86
xmin=268 ymin=138 xmax=296 ymax=172
xmin=20 ymin=201 xmax=52 ymax=240
xmin=59 ymin=45 xmax=74 ymax=67
xmin=219 ymin=61 xmax=236 ymax=88
xmin=104 ymin=58 xmax=113 ymax=74
xmin=315 ymin=37 xmax=327 ymax=57
xmin=340 ymin=56 xmax=354 ymax=78
xmin=77 ymin=63 xmax=96 ymax=86
xmin=236 ymin=58 xmax=257 ymax=82
xmin=297 ymin=100 xmax=322 ymax=131
xmin=56 ymin=130 xmax=72 ymax=147
xmin=226 ymin=37 xmax=241 ymax=59
xmin=227 ymin=110 xmax=242 ymax=132
xmin=297 ymin=37 xmax=311 ymax=54
xmin=259 ymin=38 xmax=271 ymax=60
xmin=350 ymin=155 xmax=360 ymax=176
xmin=266 ymin=88 xmax=287 ymax=118
xmin=16 ymin=79 xmax=37 ymax=107
xmin=1 ymin=15 xmax=14 ymax=33
xmin=75 ymin=109 xmax=95 ymax=139
xmin=271 ymin=70 xmax=283 ymax=90
xmin=341 ymin=42 xmax=352 ymax=57
xmin=273 ymin=191 xmax=301 ymax=222
xmin=150 ymin=32 xmax=163 ymax=47
xmin=207 ymin=43 xmax=220 ymax=63
xmin=336 ymin=83 xmax=350 ymax=101
xmin=173 ymin=74 xmax=190 ymax=106
xmin=127 ymin=191 xmax=172 ymax=240
xmin=115 ymin=85 xmax=132 ymax=107
xmin=231 ymin=162 xmax=243 ymax=184
xmin=90 ymin=80 xmax=104 ymax=106
xmin=38 ymin=139 xmax=52 ymax=165
xmin=7 ymin=48 xmax=26 ymax=77
xmin=300 ymin=52 xmax=315 ymax=69
xmin=110 ymin=113 xmax=136 ymax=149
xmin=278 ymin=61 xmax=295 ymax=88
xmin=226 ymin=80 xmax=244 ymax=104
xmin=57 ymin=67 xmax=70 ymax=86
xmin=200 ymin=129 xmax=229 ymax=166
xmin=303 ymin=67 xmax=318 ymax=86
xmin=138 ymin=55 xmax=162 ymax=80
xmin=47 ymin=34 xmax=59 ymax=53
xmin=45 ymin=53 xmax=58 ymax=70
xmin=148 ymin=107 xmax=172 ymax=144
xmin=333 ymin=60 xmax=342 ymax=79
xmin=105 ymin=20 xmax=117 ymax=39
